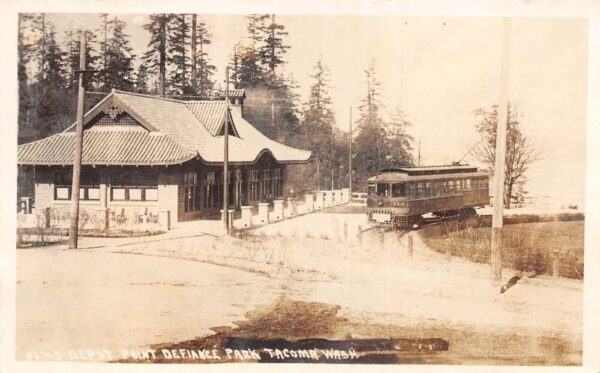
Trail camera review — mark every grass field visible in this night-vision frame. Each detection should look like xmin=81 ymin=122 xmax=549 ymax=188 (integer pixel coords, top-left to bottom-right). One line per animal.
xmin=419 ymin=220 xmax=584 ymax=279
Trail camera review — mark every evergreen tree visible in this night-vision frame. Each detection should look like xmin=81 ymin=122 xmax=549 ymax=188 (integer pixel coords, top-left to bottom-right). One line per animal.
xmin=228 ymin=43 xmax=242 ymax=89
xmin=299 ymin=59 xmax=336 ymax=190
xmin=64 ymin=29 xmax=100 ymax=92
xmin=97 ymin=13 xmax=112 ymax=90
xmin=103 ymin=17 xmax=135 ymax=91
xmin=30 ymin=13 xmax=47 ymax=82
xmin=353 ymin=61 xmax=389 ymax=187
xmin=386 ymin=107 xmax=414 ymax=166
xmin=19 ymin=16 xmax=74 ymax=143
xmin=143 ymin=14 xmax=174 ymax=96
xmin=232 ymin=15 xmax=268 ymax=88
xmin=134 ymin=63 xmax=150 ymax=94
xmin=18 ymin=14 xmax=36 ymax=86
xmin=18 ymin=14 xmax=38 ymax=144
xmin=257 ymin=14 xmax=290 ymax=87
xmin=168 ymin=14 xmax=191 ymax=95
xmin=193 ymin=19 xmax=216 ymax=97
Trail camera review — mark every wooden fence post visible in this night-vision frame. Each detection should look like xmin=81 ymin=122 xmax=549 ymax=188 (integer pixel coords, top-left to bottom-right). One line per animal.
xmin=552 ymin=250 xmax=560 ymax=278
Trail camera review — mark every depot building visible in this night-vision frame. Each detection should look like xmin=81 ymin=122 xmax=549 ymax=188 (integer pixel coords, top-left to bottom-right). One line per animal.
xmin=17 ymin=89 xmax=311 ymax=226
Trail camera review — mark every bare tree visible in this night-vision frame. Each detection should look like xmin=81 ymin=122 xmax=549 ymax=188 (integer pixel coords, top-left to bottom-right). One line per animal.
xmin=473 ymin=103 xmax=541 ymax=209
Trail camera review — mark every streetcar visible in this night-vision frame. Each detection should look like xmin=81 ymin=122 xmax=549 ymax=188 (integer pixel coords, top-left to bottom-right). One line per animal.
xmin=366 ymin=164 xmax=490 ymax=228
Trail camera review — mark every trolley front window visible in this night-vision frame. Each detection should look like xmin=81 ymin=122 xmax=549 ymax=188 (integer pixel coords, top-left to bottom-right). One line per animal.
xmin=392 ymin=183 xmax=407 ymax=197
xmin=377 ymin=183 xmax=390 ymax=197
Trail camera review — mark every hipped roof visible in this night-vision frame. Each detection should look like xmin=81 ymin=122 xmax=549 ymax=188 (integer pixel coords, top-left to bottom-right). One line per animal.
xmin=17 ymin=90 xmax=311 ymax=166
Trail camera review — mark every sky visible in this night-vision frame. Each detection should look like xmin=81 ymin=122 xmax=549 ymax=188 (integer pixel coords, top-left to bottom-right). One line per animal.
xmin=44 ymin=14 xmax=588 ymax=207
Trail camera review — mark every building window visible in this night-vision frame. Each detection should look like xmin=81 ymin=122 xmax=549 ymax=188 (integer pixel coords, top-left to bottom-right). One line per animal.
xmin=184 ymin=172 xmax=201 ymax=212
xmin=248 ymin=168 xmax=283 ymax=202
xmin=54 ymin=168 xmax=100 ymax=201
xmin=273 ymin=168 xmax=283 ymax=197
xmin=249 ymin=170 xmax=260 ymax=202
xmin=54 ymin=170 xmax=71 ymax=200
xmin=205 ymin=171 xmax=219 ymax=208
xmin=261 ymin=169 xmax=272 ymax=200
xmin=110 ymin=173 xmax=157 ymax=202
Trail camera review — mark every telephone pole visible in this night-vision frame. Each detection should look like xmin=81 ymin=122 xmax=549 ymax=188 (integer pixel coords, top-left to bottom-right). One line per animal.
xmin=68 ymin=31 xmax=88 ymax=250
xmin=223 ymin=66 xmax=230 ymax=234
xmin=348 ymin=107 xmax=353 ymax=199
xmin=491 ymin=18 xmax=511 ymax=284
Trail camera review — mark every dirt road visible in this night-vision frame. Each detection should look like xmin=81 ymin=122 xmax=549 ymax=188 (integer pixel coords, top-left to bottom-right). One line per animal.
xmin=16 ymin=249 xmax=285 ymax=361
xmin=16 ymin=213 xmax=583 ymax=364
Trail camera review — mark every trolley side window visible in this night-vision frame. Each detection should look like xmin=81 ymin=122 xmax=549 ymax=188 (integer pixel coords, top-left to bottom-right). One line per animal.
xmin=377 ymin=183 xmax=390 ymax=197
xmin=391 ymin=183 xmax=407 ymax=197
xmin=416 ymin=182 xmax=425 ymax=199
xmin=449 ymin=180 xmax=456 ymax=194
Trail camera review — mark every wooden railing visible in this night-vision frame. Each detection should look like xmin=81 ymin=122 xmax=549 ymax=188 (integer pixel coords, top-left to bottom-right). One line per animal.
xmin=352 ymin=192 xmax=367 ymax=205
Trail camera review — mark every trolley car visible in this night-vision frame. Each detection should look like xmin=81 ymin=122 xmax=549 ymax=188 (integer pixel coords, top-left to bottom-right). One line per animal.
xmin=366 ymin=165 xmax=490 ymax=228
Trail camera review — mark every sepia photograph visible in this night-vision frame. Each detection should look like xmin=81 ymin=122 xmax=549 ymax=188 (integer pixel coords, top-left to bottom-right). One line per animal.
xmin=1 ymin=1 xmax=599 ymax=370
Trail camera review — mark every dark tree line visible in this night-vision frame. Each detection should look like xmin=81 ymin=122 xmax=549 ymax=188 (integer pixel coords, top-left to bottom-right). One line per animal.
xmin=17 ymin=13 xmax=416 ymax=195
xmin=17 ymin=13 xmax=218 ymax=144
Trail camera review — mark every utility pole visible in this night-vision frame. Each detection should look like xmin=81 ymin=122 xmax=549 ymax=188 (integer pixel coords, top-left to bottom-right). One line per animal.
xmin=316 ymin=150 xmax=320 ymax=191
xmin=223 ymin=66 xmax=230 ymax=234
xmin=491 ymin=18 xmax=511 ymax=284
xmin=417 ymin=139 xmax=421 ymax=166
xmin=331 ymin=109 xmax=335 ymax=191
xmin=348 ymin=107 xmax=353 ymax=199
xmin=68 ymin=31 xmax=88 ymax=250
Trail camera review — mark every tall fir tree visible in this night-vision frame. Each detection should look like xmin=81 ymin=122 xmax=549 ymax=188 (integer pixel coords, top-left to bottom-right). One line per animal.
xmin=228 ymin=43 xmax=242 ymax=89
xmin=97 ymin=13 xmax=112 ymax=90
xmin=257 ymin=14 xmax=289 ymax=88
xmin=234 ymin=14 xmax=267 ymax=87
xmin=299 ymin=59 xmax=336 ymax=190
xmin=135 ymin=63 xmax=150 ymax=93
xmin=168 ymin=14 xmax=191 ymax=95
xmin=353 ymin=61 xmax=390 ymax=187
xmin=39 ymin=25 xmax=67 ymax=90
xmin=103 ymin=17 xmax=135 ymax=91
xmin=193 ymin=19 xmax=216 ymax=97
xmin=386 ymin=107 xmax=414 ymax=167
xmin=143 ymin=14 xmax=174 ymax=96
xmin=64 ymin=29 xmax=100 ymax=92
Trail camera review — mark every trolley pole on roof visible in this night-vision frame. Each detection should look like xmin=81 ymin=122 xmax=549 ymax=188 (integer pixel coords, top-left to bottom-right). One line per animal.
xmin=223 ymin=66 xmax=230 ymax=235
xmin=68 ymin=31 xmax=88 ymax=250
xmin=491 ymin=18 xmax=511 ymax=284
